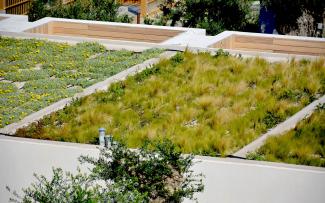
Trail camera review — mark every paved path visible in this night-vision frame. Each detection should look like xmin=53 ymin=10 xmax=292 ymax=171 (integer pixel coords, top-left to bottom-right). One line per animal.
xmin=1 ymin=136 xmax=324 ymax=203
xmin=0 ymin=14 xmax=32 ymax=32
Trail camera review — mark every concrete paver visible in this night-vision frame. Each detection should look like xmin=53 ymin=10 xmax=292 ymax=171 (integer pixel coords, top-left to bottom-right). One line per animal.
xmin=0 ymin=14 xmax=31 ymax=32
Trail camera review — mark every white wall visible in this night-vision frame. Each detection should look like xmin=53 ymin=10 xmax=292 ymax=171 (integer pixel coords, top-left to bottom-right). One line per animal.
xmin=1 ymin=136 xmax=325 ymax=203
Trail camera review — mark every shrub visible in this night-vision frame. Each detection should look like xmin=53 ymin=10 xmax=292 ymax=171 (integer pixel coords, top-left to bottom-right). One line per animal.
xmin=7 ymin=168 xmax=103 ymax=202
xmin=214 ymin=49 xmax=230 ymax=58
xmin=157 ymin=0 xmax=251 ymax=35
xmin=28 ymin=0 xmax=48 ymax=22
xmin=28 ymin=0 xmax=133 ymax=23
xmin=8 ymin=139 xmax=204 ymax=202
xmin=261 ymin=0 xmax=325 ymax=34
xmin=79 ymin=139 xmax=204 ymax=202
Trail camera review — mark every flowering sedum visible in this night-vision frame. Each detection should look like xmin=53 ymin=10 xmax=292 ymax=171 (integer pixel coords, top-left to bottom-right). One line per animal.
xmin=0 ymin=37 xmax=162 ymax=127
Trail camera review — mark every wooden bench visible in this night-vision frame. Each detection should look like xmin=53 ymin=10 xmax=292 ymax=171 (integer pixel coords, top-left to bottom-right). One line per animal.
xmin=26 ymin=21 xmax=184 ymax=43
xmin=212 ymin=34 xmax=325 ymax=56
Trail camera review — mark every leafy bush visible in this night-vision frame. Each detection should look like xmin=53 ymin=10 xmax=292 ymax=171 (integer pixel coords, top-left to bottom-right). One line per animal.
xmin=156 ymin=0 xmax=252 ymax=35
xmin=28 ymin=0 xmax=49 ymax=22
xmin=214 ymin=49 xmax=230 ymax=58
xmin=7 ymin=168 xmax=104 ymax=202
xmin=28 ymin=0 xmax=133 ymax=23
xmin=262 ymin=111 xmax=282 ymax=129
xmin=261 ymin=0 xmax=325 ymax=34
xmin=8 ymin=139 xmax=204 ymax=202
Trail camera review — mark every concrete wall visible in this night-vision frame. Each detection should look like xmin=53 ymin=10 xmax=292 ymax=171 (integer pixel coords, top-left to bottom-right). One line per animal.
xmin=1 ymin=136 xmax=325 ymax=203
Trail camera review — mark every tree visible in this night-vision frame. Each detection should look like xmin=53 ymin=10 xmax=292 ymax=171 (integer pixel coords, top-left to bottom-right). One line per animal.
xmin=89 ymin=0 xmax=119 ymax=22
xmin=28 ymin=0 xmax=48 ymax=22
xmin=154 ymin=0 xmax=251 ymax=35
xmin=28 ymin=0 xmax=132 ymax=23
xmin=261 ymin=0 xmax=325 ymax=34
xmin=8 ymin=139 xmax=204 ymax=202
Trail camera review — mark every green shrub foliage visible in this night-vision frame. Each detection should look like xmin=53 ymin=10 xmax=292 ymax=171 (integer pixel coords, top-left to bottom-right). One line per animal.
xmin=261 ymin=0 xmax=325 ymax=34
xmin=155 ymin=0 xmax=251 ymax=35
xmin=28 ymin=0 xmax=132 ymax=23
xmin=8 ymin=139 xmax=204 ymax=202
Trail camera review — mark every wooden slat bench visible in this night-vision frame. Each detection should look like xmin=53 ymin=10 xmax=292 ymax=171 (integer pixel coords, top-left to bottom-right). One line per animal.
xmin=25 ymin=21 xmax=184 ymax=43
xmin=211 ymin=34 xmax=325 ymax=56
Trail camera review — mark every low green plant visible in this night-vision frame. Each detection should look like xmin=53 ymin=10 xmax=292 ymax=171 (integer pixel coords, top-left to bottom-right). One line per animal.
xmin=170 ymin=52 xmax=184 ymax=65
xmin=7 ymin=139 xmax=204 ymax=202
xmin=214 ymin=49 xmax=230 ymax=58
xmin=248 ymin=104 xmax=325 ymax=167
xmin=0 ymin=37 xmax=162 ymax=127
xmin=262 ymin=111 xmax=283 ymax=129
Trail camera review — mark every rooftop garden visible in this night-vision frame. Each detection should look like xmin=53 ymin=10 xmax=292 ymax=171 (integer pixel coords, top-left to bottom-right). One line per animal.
xmin=248 ymin=104 xmax=325 ymax=167
xmin=0 ymin=37 xmax=162 ymax=127
xmin=16 ymin=52 xmax=325 ymax=156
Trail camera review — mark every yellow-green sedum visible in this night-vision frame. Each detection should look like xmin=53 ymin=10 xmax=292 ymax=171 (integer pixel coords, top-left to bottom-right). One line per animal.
xmin=0 ymin=37 xmax=162 ymax=127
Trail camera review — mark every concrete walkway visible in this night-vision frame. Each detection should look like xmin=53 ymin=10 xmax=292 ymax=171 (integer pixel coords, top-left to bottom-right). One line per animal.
xmin=1 ymin=135 xmax=324 ymax=203
xmin=0 ymin=14 xmax=31 ymax=32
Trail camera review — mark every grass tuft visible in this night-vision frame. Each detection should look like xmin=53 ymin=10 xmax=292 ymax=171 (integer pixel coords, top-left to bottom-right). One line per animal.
xmin=248 ymin=104 xmax=325 ymax=167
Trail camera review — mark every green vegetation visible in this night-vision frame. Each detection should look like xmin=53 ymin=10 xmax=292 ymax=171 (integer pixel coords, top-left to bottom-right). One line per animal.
xmin=28 ymin=0 xmax=132 ymax=23
xmin=8 ymin=139 xmax=204 ymax=202
xmin=261 ymin=0 xmax=325 ymax=35
xmin=0 ymin=37 xmax=162 ymax=127
xmin=247 ymin=104 xmax=325 ymax=167
xmin=145 ymin=0 xmax=257 ymax=35
xmin=16 ymin=52 xmax=325 ymax=155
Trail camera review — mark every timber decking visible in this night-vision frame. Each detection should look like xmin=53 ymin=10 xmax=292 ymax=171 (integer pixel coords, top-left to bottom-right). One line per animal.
xmin=212 ymin=34 xmax=325 ymax=56
xmin=25 ymin=21 xmax=184 ymax=43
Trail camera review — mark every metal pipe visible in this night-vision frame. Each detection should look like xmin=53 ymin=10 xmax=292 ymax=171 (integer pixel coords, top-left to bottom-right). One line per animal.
xmin=98 ymin=127 xmax=105 ymax=147
xmin=104 ymin=135 xmax=113 ymax=148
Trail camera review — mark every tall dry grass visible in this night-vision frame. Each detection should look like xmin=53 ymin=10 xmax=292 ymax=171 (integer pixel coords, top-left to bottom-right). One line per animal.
xmin=248 ymin=105 xmax=325 ymax=167
xmin=17 ymin=52 xmax=325 ymax=156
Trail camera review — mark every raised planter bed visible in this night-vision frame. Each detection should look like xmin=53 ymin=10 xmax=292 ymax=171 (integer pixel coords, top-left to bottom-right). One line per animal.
xmin=15 ymin=52 xmax=325 ymax=155
xmin=0 ymin=37 xmax=162 ymax=128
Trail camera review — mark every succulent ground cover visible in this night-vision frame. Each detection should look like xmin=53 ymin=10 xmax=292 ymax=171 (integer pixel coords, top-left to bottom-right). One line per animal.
xmin=247 ymin=104 xmax=325 ymax=167
xmin=0 ymin=37 xmax=162 ymax=127
xmin=16 ymin=52 xmax=325 ymax=155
